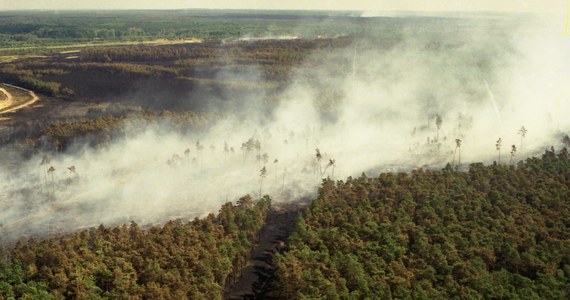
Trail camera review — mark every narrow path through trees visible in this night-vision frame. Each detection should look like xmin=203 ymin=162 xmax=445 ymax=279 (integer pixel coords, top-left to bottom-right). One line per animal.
xmin=226 ymin=203 xmax=302 ymax=299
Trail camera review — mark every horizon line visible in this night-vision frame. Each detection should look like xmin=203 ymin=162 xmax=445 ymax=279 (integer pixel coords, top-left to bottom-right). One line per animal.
xmin=0 ymin=8 xmax=544 ymax=16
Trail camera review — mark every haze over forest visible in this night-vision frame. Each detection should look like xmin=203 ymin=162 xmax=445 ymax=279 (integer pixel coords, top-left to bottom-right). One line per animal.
xmin=0 ymin=7 xmax=569 ymax=299
xmin=0 ymin=9 xmax=567 ymax=242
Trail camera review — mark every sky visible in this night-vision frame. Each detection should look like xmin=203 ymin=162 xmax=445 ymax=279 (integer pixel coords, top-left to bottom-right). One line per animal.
xmin=0 ymin=0 xmax=565 ymax=13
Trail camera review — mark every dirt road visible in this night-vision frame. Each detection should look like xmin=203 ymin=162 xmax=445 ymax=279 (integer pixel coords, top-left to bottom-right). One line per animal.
xmin=0 ymin=87 xmax=13 ymax=102
xmin=0 ymin=83 xmax=39 ymax=115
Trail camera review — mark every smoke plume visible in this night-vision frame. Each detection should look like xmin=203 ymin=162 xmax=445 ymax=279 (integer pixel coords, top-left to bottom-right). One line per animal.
xmin=1 ymin=13 xmax=569 ymax=243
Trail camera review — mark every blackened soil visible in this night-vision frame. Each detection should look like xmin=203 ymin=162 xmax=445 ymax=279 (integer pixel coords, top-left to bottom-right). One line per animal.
xmin=225 ymin=202 xmax=304 ymax=300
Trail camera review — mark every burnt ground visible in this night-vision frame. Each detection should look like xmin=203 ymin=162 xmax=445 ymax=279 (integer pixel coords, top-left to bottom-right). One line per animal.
xmin=0 ymin=95 xmax=110 ymax=124
xmin=226 ymin=202 xmax=306 ymax=300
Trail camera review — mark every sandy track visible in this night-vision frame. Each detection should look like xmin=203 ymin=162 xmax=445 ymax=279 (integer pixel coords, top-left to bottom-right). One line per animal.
xmin=0 ymin=83 xmax=40 ymax=116
xmin=0 ymin=38 xmax=204 ymax=54
xmin=0 ymin=87 xmax=13 ymax=102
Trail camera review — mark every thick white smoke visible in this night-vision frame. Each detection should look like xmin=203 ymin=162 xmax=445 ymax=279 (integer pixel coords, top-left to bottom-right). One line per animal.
xmin=1 ymin=14 xmax=569 ymax=243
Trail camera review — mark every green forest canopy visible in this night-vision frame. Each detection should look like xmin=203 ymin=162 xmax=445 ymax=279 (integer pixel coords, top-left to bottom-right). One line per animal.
xmin=0 ymin=195 xmax=271 ymax=299
xmin=274 ymin=148 xmax=570 ymax=299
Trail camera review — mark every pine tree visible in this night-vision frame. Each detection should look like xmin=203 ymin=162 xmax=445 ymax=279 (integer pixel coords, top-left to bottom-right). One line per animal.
xmin=510 ymin=144 xmax=517 ymax=164
xmin=496 ymin=138 xmax=502 ymax=164
xmin=518 ymin=126 xmax=527 ymax=151
xmin=435 ymin=114 xmax=443 ymax=141
xmin=259 ymin=166 xmax=267 ymax=199
xmin=453 ymin=139 xmax=462 ymax=170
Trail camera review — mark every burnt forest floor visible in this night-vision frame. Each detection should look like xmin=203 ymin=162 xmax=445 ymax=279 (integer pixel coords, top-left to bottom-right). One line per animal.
xmin=225 ymin=201 xmax=307 ymax=299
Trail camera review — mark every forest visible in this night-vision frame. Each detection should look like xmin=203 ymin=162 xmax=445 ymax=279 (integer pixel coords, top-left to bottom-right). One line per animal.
xmin=272 ymin=149 xmax=570 ymax=299
xmin=0 ymin=10 xmax=515 ymax=53
xmin=0 ymin=195 xmax=271 ymax=299
xmin=1 ymin=149 xmax=568 ymax=299
xmin=0 ymin=10 xmax=364 ymax=51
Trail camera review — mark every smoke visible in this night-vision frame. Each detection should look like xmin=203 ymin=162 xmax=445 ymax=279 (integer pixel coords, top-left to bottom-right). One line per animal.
xmin=1 ymin=13 xmax=569 ymax=243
